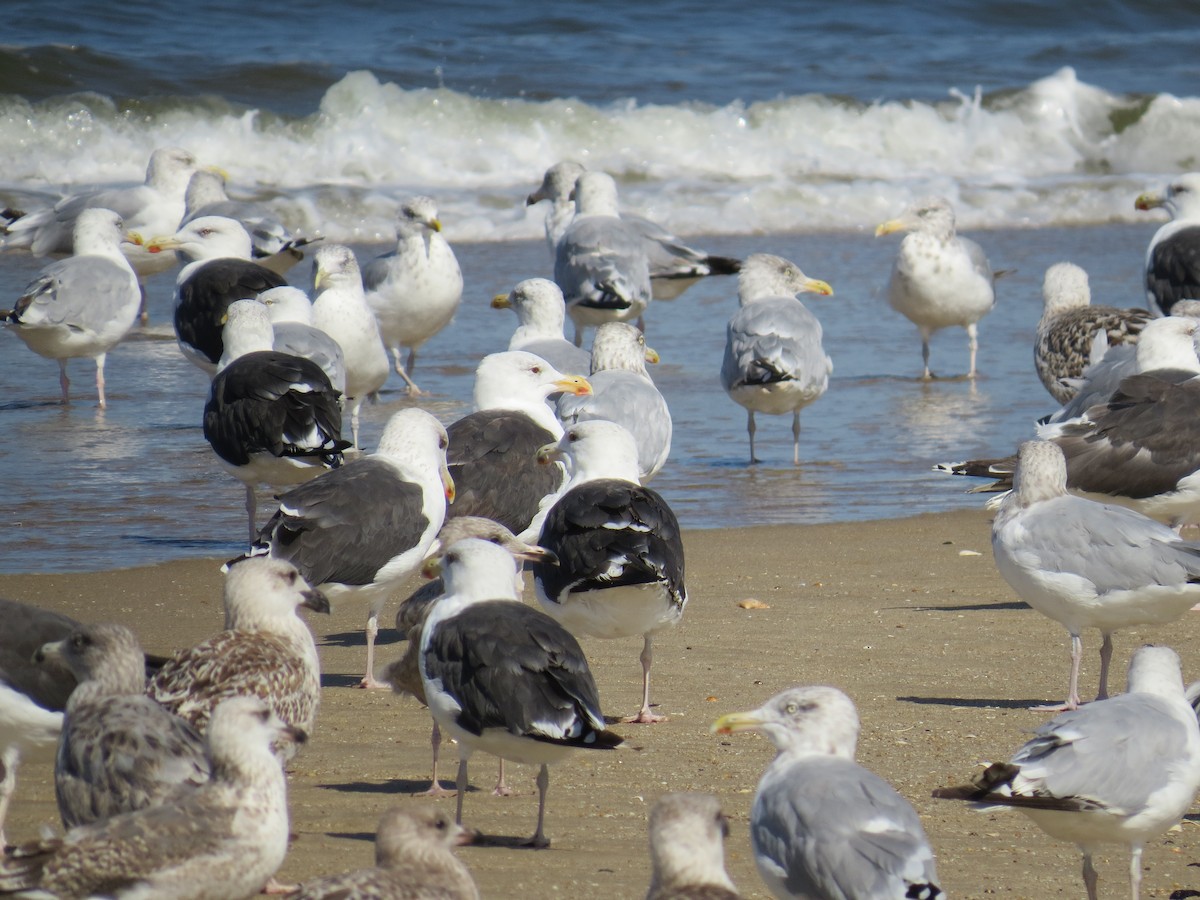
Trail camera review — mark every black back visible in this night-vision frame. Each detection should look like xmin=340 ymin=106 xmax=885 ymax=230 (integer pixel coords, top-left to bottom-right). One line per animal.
xmin=174 ymin=259 xmax=287 ymax=365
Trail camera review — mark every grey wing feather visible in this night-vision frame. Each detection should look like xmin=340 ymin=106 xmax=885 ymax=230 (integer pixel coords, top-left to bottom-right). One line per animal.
xmin=555 ymin=217 xmax=651 ymax=307
xmin=721 ymin=298 xmax=828 ymax=391
xmin=557 ymin=371 xmax=671 ymax=478
xmin=18 ymin=256 xmax=137 ymax=329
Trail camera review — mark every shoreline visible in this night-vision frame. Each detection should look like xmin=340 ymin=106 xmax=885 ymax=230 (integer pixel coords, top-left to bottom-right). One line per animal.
xmin=4 ymin=509 xmax=1200 ymax=898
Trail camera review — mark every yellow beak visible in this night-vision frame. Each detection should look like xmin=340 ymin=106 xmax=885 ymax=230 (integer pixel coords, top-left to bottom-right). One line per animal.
xmin=711 ymin=709 xmax=766 ymax=735
xmin=554 ymin=375 xmax=592 ymax=396
xmin=536 ymin=440 xmax=562 ymax=465
xmin=874 ymin=219 xmax=904 ymax=237
xmin=644 ymin=345 xmax=660 ymax=364
xmin=420 ymin=556 xmax=443 ymax=579
xmin=491 ymin=292 xmax=512 ymax=309
xmin=1135 ymin=191 xmax=1164 ymax=212
xmin=803 ymin=278 xmax=834 ymax=297
xmin=441 ymin=466 xmax=456 ymax=505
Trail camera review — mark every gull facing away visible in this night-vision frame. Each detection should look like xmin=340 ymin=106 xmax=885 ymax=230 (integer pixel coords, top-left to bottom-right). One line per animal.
xmin=243 ymin=408 xmax=454 ymax=689
xmin=876 ymin=196 xmax=996 ymax=379
xmin=419 ymin=538 xmax=623 ymax=847
xmin=0 ymin=696 xmax=303 ymax=900
xmin=2 ymin=208 xmax=141 ymax=408
xmin=289 ymin=806 xmax=479 ymax=900
xmin=645 ymin=793 xmax=740 ymax=900
xmin=934 ymin=645 xmax=1200 ymax=900
xmin=991 ymin=440 xmax=1200 ymax=710
xmin=364 ymin=196 xmax=464 ymax=396
xmin=712 ymin=685 xmax=942 ymax=900
xmin=720 ymin=253 xmax=834 ymax=465
xmin=492 ymin=277 xmax=592 ymax=375
xmin=1135 ymin=172 xmax=1200 ymax=316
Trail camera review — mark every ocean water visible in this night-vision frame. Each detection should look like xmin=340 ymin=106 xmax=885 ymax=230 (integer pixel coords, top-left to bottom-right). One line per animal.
xmin=0 ymin=2 xmax=1195 ymax=571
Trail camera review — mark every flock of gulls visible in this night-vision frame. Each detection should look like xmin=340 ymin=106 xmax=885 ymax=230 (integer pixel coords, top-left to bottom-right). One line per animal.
xmin=4 ymin=144 xmax=1200 ymax=899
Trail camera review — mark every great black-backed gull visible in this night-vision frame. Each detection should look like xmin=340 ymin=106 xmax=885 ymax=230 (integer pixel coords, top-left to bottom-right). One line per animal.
xmin=719 ymin=253 xmax=833 ymax=466
xmin=419 ymin=538 xmax=623 ymax=847
xmin=531 ymin=420 xmax=687 ymax=724
xmin=246 ymin=408 xmax=453 ymax=689
xmin=713 ymin=686 xmax=942 ymax=900
xmin=646 ymin=793 xmax=740 ymax=900
xmin=206 ymin=299 xmax=349 ymax=541
xmin=0 ymin=696 xmax=301 ymax=900
xmin=364 ymin=196 xmax=463 ymax=396
xmin=934 ymin=645 xmax=1200 ymax=900
xmin=876 ymin=196 xmax=996 ymax=379
xmin=2 ymin=208 xmax=141 ymax=408
xmin=492 ymin=278 xmax=592 ymax=375
xmin=558 ymin=322 xmax=671 ymax=481
xmin=991 ymin=441 xmax=1200 ymax=710
xmin=1136 ymin=173 xmax=1200 ymax=316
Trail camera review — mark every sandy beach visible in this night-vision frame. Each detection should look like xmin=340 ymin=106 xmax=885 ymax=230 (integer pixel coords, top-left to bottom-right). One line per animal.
xmin=3 ymin=508 xmax=1199 ymax=899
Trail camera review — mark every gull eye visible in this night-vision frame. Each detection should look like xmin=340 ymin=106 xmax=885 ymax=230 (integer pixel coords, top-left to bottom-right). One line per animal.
xmin=71 ymin=632 xmax=89 ymax=650
xmin=531 ymin=365 xmax=542 ymax=374
xmin=785 ymin=702 xmax=798 ymax=715
xmin=568 ymin=430 xmax=579 ymax=442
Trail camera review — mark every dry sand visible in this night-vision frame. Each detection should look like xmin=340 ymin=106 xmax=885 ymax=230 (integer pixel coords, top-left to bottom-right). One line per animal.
xmin=3 ymin=508 xmax=1200 ymax=899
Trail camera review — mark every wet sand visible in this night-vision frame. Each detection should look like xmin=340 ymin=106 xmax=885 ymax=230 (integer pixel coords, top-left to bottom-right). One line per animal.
xmin=3 ymin=508 xmax=1199 ymax=899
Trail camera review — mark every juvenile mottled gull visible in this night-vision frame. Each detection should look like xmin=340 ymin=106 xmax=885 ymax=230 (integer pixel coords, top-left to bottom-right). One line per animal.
xmin=991 ymin=440 xmax=1200 ymax=710
xmin=0 ymin=696 xmax=302 ymax=900
xmin=720 ymin=253 xmax=834 ymax=465
xmin=1034 ymin=261 xmax=1151 ymax=404
xmin=290 ymin=806 xmax=479 ymax=900
xmin=558 ymin=322 xmax=671 ymax=481
xmin=876 ymin=196 xmax=996 ymax=379
xmin=1135 ymin=172 xmax=1200 ymax=316
xmin=3 ymin=208 xmax=141 ymax=408
xmin=364 ymin=196 xmax=464 ymax=396
xmin=419 ymin=538 xmax=623 ymax=847
xmin=646 ymin=793 xmax=740 ymax=900
xmin=207 ymin=299 xmax=349 ymax=542
xmin=37 ymin=623 xmax=209 ymax=829
xmin=934 ymin=645 xmax=1200 ymax=900
xmin=532 ymin=421 xmax=687 ymax=724
xmin=554 ymin=171 xmax=652 ymax=346
xmin=244 ymin=408 xmax=453 ymax=689
xmin=148 ymin=556 xmax=329 ymax=754
xmin=712 ymin=685 xmax=942 ymax=900
xmin=492 ymin=278 xmax=592 ymax=375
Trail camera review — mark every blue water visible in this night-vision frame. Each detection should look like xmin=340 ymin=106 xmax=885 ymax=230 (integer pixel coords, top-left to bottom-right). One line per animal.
xmin=0 ymin=2 xmax=1195 ymax=571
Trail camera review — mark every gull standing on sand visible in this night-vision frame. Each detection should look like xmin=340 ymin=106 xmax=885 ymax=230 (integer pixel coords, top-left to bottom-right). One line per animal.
xmin=492 ymin=277 xmax=592 ymax=375
xmin=419 ymin=538 xmax=623 ymax=847
xmin=1135 ymin=173 xmax=1200 ymax=316
xmin=244 ymin=408 xmax=454 ymax=689
xmin=934 ymin=644 xmax=1200 ymax=900
xmin=645 ymin=793 xmax=741 ymax=900
xmin=720 ymin=253 xmax=834 ymax=465
xmin=289 ymin=806 xmax=479 ymax=900
xmin=531 ymin=421 xmax=687 ymax=724
xmin=558 ymin=322 xmax=671 ymax=481
xmin=148 ymin=215 xmax=288 ymax=375
xmin=312 ymin=244 xmax=390 ymax=447
xmin=712 ymin=685 xmax=942 ymax=900
xmin=0 ymin=696 xmax=302 ymax=900
xmin=37 ymin=623 xmax=209 ymax=829
xmin=2 ymin=208 xmax=142 ymax=409
xmin=554 ymin=171 xmax=653 ymax=346
xmin=991 ymin=440 xmax=1200 ymax=710
xmin=364 ymin=196 xmax=464 ymax=396
xmin=1034 ymin=261 xmax=1151 ymax=405
xmin=876 ymin=196 xmax=996 ymax=379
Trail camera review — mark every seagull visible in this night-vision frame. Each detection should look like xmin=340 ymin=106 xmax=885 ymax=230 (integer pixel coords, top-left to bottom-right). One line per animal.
xmin=384 ymin=516 xmax=554 ymax=799
xmin=991 ymin=440 xmax=1200 ymax=710
xmin=554 ymin=171 xmax=653 ymax=346
xmin=492 ymin=277 xmax=592 ymax=375
xmin=528 ymin=161 xmax=740 ymax=301
xmin=0 ymin=696 xmax=302 ymax=900
xmin=146 ymin=215 xmax=288 ymax=375
xmin=289 ymin=806 xmax=479 ymax=899
xmin=1135 ymin=172 xmax=1200 ymax=316
xmin=531 ymin=420 xmax=687 ymax=724
xmin=3 ymin=208 xmax=142 ymax=408
xmin=712 ymin=685 xmax=943 ymax=900
xmin=147 ymin=556 xmax=329 ymax=755
xmin=558 ymin=321 xmax=671 ymax=481
xmin=206 ymin=299 xmax=349 ymax=541
xmin=244 ymin=408 xmax=454 ymax=689
xmin=258 ymin=285 xmax=347 ymax=395
xmin=182 ymin=169 xmax=319 ymax=276
xmin=36 ymin=622 xmax=210 ymax=829
xmin=876 ymin=196 xmax=996 ymax=379
xmin=646 ymin=793 xmax=740 ymax=900
xmin=446 ymin=351 xmax=591 ymax=535
xmin=1034 ymin=262 xmax=1151 ymax=405
xmin=364 ymin=196 xmax=464 ymax=396
xmin=933 ymin=644 xmax=1200 ymax=900
xmin=720 ymin=253 xmax=834 ymax=465
xmin=312 ymin=244 xmax=390 ymax=448
xmin=419 ymin=538 xmax=623 ymax=847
